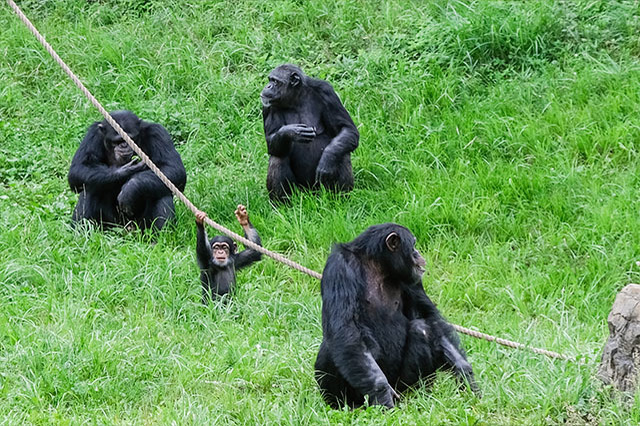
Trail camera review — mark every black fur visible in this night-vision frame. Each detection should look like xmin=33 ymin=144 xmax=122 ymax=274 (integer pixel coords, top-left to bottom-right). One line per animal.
xmin=315 ymin=223 xmax=480 ymax=409
xmin=196 ymin=221 xmax=262 ymax=302
xmin=261 ymin=64 xmax=359 ymax=202
xmin=68 ymin=110 xmax=186 ymax=231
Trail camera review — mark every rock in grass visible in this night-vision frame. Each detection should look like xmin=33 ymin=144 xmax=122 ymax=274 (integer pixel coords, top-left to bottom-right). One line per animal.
xmin=598 ymin=284 xmax=640 ymax=392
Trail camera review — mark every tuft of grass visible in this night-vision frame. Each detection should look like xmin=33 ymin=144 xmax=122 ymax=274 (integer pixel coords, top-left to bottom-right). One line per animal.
xmin=2 ymin=0 xmax=640 ymax=423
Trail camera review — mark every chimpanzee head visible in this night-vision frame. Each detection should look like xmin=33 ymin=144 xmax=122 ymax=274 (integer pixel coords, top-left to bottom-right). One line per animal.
xmin=260 ymin=64 xmax=305 ymax=108
xmin=98 ymin=110 xmax=141 ymax=166
xmin=209 ymin=235 xmax=237 ymax=267
xmin=349 ymin=223 xmax=426 ymax=282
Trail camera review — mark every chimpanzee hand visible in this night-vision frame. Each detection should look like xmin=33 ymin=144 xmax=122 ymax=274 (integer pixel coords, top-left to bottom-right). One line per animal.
xmin=234 ymin=204 xmax=249 ymax=227
xmin=195 ymin=210 xmax=207 ymax=226
xmin=117 ymin=159 xmax=146 ymax=178
xmin=279 ymin=124 xmax=316 ymax=143
xmin=315 ymin=153 xmax=340 ymax=184
xmin=370 ymin=383 xmax=399 ymax=409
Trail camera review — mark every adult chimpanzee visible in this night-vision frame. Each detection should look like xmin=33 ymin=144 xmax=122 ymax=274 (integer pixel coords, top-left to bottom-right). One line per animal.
xmin=315 ymin=223 xmax=480 ymax=409
xmin=260 ymin=64 xmax=359 ymax=202
xmin=68 ymin=110 xmax=186 ymax=231
xmin=195 ymin=205 xmax=262 ymax=302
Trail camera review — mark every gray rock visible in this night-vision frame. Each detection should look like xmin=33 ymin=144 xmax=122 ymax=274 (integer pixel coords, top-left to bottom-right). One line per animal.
xmin=598 ymin=284 xmax=640 ymax=392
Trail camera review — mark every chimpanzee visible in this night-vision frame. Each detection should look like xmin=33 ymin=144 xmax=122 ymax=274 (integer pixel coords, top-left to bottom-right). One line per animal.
xmin=260 ymin=64 xmax=359 ymax=202
xmin=195 ymin=205 xmax=262 ymax=302
xmin=68 ymin=110 xmax=186 ymax=231
xmin=315 ymin=223 xmax=480 ymax=409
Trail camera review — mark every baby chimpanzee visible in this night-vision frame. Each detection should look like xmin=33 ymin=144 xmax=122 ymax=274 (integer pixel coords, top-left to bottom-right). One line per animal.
xmin=195 ymin=205 xmax=262 ymax=302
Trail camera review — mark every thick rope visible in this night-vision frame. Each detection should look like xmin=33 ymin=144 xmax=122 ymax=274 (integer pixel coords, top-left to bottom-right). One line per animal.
xmin=452 ymin=325 xmax=574 ymax=361
xmin=7 ymin=0 xmax=577 ymax=362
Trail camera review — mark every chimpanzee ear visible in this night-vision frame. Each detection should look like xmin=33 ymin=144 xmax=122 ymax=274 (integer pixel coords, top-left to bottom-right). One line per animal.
xmin=385 ymin=232 xmax=401 ymax=252
xmin=97 ymin=123 xmax=105 ymax=134
xmin=232 ymin=242 xmax=238 ymax=253
xmin=290 ymin=72 xmax=300 ymax=87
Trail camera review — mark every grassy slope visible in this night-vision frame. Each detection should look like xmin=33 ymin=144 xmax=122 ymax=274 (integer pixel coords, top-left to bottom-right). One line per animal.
xmin=1 ymin=0 xmax=640 ymax=423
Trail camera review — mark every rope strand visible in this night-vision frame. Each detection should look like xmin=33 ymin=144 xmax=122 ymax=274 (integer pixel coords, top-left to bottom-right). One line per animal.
xmin=6 ymin=0 xmax=576 ymax=362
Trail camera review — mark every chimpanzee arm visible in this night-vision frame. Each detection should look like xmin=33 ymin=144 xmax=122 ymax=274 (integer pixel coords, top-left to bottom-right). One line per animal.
xmin=68 ymin=123 xmax=132 ymax=192
xmin=316 ymin=82 xmax=359 ymax=167
xmin=196 ymin=222 xmax=212 ymax=270
xmin=234 ymin=220 xmax=262 ymax=270
xmin=403 ymin=282 xmax=481 ymax=395
xmin=263 ymin=109 xmax=294 ymax=157
xmin=442 ymin=335 xmax=481 ymax=395
xmin=117 ymin=123 xmax=187 ymax=200
xmin=321 ymin=251 xmax=396 ymax=407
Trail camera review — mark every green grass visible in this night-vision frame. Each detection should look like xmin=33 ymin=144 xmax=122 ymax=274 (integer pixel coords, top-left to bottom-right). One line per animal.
xmin=2 ymin=0 xmax=640 ymax=423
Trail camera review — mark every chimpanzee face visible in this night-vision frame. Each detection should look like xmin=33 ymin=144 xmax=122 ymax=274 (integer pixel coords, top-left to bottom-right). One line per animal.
xmin=104 ymin=135 xmax=134 ymax=166
xmin=209 ymin=236 xmax=236 ymax=267
xmin=99 ymin=111 xmax=141 ymax=166
xmin=260 ymin=65 xmax=302 ymax=108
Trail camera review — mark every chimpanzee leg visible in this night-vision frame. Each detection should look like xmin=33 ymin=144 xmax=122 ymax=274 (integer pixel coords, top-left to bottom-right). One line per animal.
xmin=315 ymin=341 xmax=364 ymax=409
xmin=139 ymin=195 xmax=175 ymax=231
xmin=72 ymin=190 xmax=119 ymax=228
xmin=397 ymin=319 xmax=437 ymax=392
xmin=336 ymin=157 xmax=354 ymax=192
xmin=267 ymin=156 xmax=297 ymax=202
